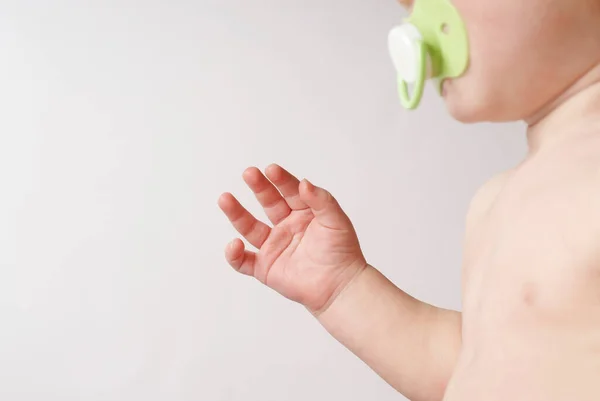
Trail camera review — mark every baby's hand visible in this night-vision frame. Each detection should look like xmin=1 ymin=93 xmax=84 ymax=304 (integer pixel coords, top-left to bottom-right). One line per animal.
xmin=218 ymin=164 xmax=367 ymax=314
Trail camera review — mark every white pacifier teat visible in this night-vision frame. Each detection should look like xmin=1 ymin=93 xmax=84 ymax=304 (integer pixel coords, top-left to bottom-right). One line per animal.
xmin=388 ymin=24 xmax=425 ymax=85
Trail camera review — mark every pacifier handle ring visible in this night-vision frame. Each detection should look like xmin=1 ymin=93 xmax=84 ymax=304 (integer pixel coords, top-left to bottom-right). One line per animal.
xmin=398 ymin=39 xmax=426 ymax=110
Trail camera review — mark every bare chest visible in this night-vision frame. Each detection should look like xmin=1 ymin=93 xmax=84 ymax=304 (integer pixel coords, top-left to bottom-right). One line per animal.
xmin=462 ymin=164 xmax=600 ymax=332
xmin=442 ymin=151 xmax=600 ymax=401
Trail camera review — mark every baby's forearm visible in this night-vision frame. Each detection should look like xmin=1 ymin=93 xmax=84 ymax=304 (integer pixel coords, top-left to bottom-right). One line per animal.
xmin=316 ymin=264 xmax=461 ymax=401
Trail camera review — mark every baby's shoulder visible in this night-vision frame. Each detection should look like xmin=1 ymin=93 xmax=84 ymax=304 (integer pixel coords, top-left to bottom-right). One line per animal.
xmin=465 ymin=170 xmax=512 ymax=230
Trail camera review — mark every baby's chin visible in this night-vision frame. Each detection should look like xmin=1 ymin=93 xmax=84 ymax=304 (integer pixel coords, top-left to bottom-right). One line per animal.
xmin=441 ymin=79 xmax=470 ymax=122
xmin=442 ymin=78 xmax=492 ymax=123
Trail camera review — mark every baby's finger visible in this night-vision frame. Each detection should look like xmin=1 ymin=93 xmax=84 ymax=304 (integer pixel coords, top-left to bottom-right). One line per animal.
xmin=242 ymin=167 xmax=291 ymax=225
xmin=299 ymin=179 xmax=352 ymax=230
xmin=218 ymin=192 xmax=271 ymax=249
xmin=265 ymin=164 xmax=308 ymax=210
xmin=225 ymin=238 xmax=256 ymax=276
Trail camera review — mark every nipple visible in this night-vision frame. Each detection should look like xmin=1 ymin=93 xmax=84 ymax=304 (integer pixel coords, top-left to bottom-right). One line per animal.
xmin=388 ymin=0 xmax=469 ymax=110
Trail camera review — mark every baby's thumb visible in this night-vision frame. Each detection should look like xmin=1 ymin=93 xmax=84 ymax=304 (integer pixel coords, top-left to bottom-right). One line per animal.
xmin=299 ymin=179 xmax=352 ymax=230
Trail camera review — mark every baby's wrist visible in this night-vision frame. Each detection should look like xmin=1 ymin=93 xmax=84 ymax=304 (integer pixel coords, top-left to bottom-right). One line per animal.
xmin=309 ymin=261 xmax=372 ymax=317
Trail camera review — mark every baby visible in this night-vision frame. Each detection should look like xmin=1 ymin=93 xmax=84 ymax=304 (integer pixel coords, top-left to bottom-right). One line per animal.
xmin=218 ymin=0 xmax=600 ymax=400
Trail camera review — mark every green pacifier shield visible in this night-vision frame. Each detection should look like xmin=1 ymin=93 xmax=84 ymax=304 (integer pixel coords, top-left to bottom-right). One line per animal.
xmin=389 ymin=0 xmax=469 ymax=109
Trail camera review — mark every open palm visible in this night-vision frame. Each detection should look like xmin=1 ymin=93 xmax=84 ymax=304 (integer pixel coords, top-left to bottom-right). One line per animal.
xmin=218 ymin=164 xmax=367 ymax=313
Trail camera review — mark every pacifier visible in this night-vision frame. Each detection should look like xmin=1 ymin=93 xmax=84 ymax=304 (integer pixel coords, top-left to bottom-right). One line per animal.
xmin=388 ymin=0 xmax=469 ymax=109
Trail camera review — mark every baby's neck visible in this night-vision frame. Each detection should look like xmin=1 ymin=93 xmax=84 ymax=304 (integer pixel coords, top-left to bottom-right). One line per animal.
xmin=526 ymin=64 xmax=600 ymax=156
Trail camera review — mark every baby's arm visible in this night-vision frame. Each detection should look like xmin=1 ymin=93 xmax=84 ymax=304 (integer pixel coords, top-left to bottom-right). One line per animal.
xmin=316 ymin=265 xmax=461 ymax=401
xmin=219 ymin=165 xmax=461 ymax=401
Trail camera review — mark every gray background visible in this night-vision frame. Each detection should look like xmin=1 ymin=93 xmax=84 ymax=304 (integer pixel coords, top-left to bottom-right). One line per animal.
xmin=0 ymin=1 xmax=525 ymax=400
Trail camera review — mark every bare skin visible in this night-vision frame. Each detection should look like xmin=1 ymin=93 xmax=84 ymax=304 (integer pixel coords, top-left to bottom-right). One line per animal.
xmin=218 ymin=83 xmax=600 ymax=401
xmin=218 ymin=165 xmax=460 ymax=401
xmin=218 ymin=3 xmax=600 ymax=399
xmin=442 ymin=77 xmax=600 ymax=401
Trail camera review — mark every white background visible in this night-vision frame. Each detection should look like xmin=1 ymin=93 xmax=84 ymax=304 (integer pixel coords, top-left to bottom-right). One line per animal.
xmin=0 ymin=1 xmax=525 ymax=400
